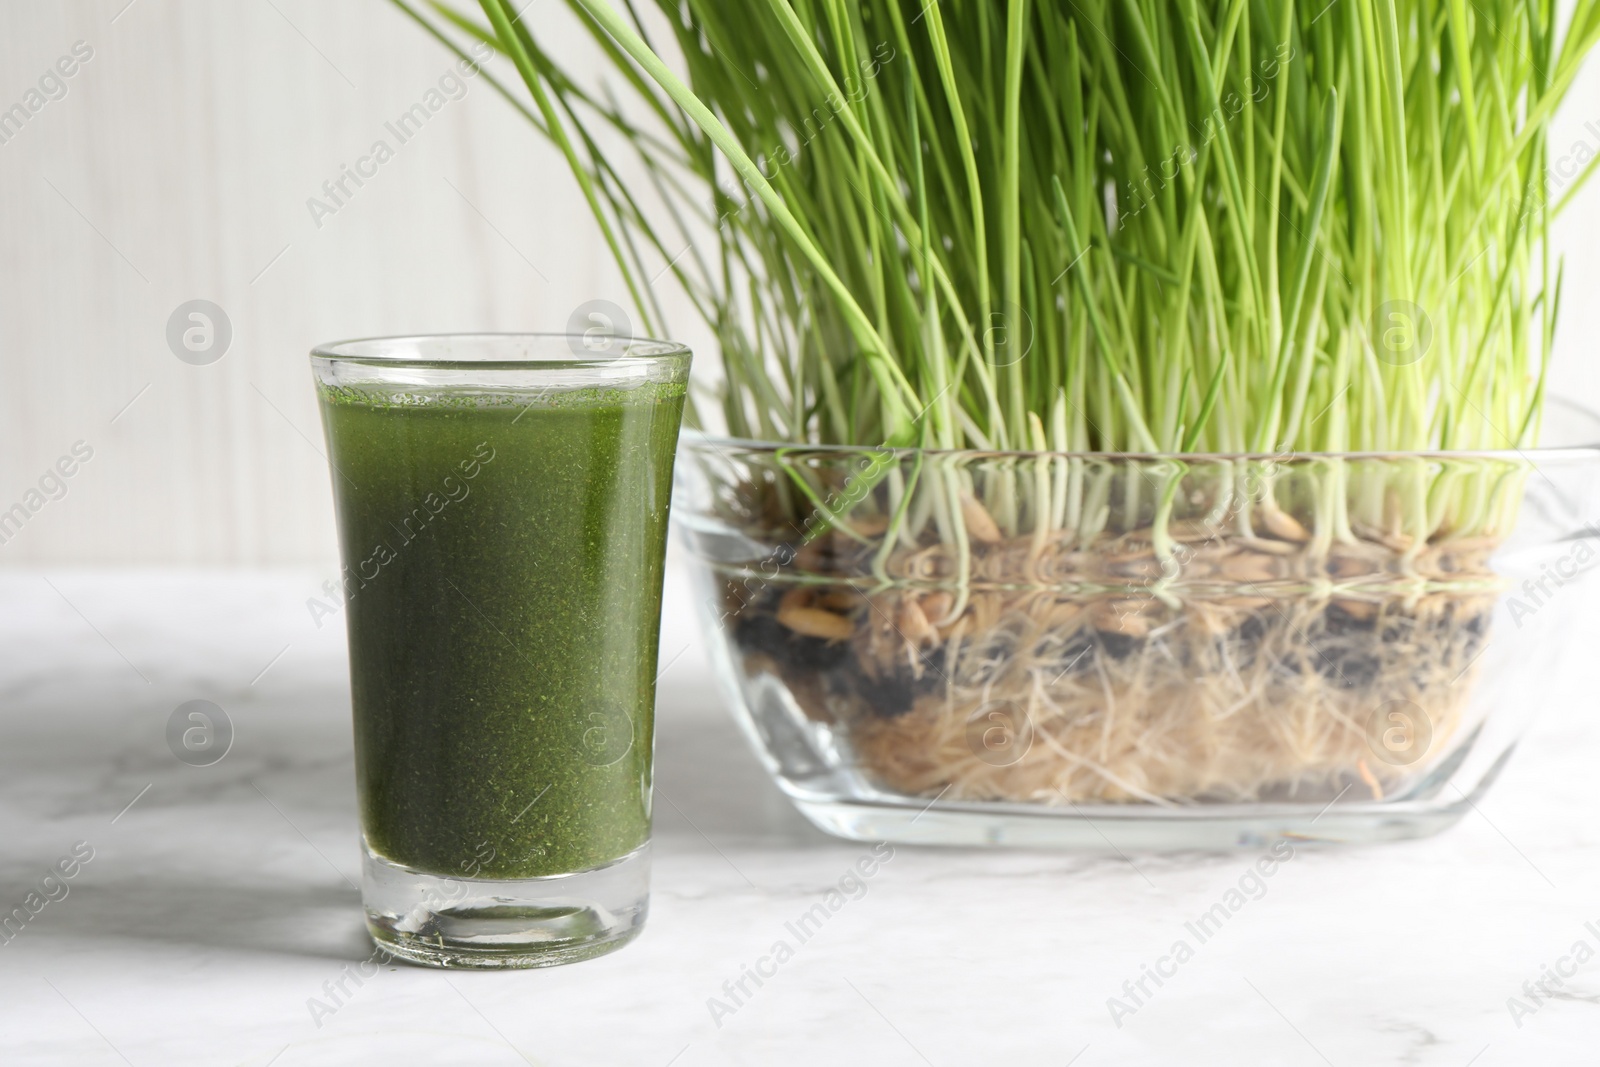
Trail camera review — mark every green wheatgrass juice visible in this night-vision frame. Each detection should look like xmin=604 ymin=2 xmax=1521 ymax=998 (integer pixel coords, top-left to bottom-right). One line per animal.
xmin=318 ymin=380 xmax=685 ymax=880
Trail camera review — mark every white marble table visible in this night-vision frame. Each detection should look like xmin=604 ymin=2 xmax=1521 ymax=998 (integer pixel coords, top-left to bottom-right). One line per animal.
xmin=2 ymin=563 xmax=1598 ymax=1066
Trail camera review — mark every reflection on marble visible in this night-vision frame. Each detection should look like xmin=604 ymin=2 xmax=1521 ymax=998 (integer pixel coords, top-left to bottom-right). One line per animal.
xmin=2 ymin=565 xmax=1599 ymax=1065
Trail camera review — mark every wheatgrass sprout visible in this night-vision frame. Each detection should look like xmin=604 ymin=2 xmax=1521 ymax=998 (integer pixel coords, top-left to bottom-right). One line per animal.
xmin=397 ymin=0 xmax=1600 ymax=537
xmin=400 ymin=0 xmax=1596 ymax=455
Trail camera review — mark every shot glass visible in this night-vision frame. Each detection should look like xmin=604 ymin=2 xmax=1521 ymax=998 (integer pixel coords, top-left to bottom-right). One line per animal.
xmin=310 ymin=333 xmax=690 ymax=968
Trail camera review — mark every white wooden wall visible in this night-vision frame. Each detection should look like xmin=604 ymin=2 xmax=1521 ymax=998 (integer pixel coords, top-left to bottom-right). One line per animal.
xmin=0 ymin=0 xmax=1597 ymax=564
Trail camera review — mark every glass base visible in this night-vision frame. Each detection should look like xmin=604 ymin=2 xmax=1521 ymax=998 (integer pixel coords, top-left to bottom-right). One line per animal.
xmin=782 ymin=763 xmax=1504 ymax=849
xmin=361 ymin=839 xmax=650 ymax=969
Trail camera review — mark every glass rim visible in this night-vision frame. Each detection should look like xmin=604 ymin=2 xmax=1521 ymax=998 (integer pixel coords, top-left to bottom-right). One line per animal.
xmin=684 ymin=395 xmax=1600 ymax=463
xmin=310 ymin=331 xmax=691 ymax=371
xmin=682 ymin=429 xmax=1600 ymax=464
